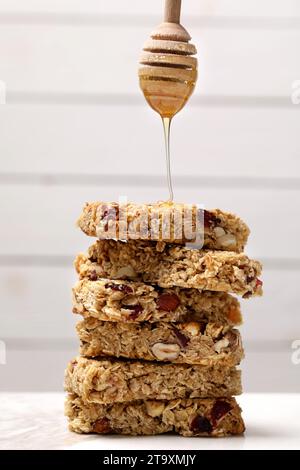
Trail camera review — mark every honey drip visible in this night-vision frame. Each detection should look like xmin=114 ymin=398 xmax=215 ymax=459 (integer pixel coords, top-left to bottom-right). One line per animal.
xmin=139 ymin=75 xmax=196 ymax=201
xmin=162 ymin=116 xmax=173 ymax=201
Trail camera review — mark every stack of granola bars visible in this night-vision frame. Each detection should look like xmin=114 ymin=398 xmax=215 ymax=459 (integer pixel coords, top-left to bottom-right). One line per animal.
xmin=65 ymin=201 xmax=262 ymax=437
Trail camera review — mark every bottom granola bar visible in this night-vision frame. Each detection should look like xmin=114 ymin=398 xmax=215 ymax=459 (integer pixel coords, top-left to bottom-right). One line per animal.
xmin=65 ymin=394 xmax=245 ymax=437
xmin=64 ymin=357 xmax=242 ymax=404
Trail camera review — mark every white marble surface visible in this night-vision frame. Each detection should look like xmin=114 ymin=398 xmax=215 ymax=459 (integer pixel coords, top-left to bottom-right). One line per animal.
xmin=1 ymin=393 xmax=300 ymax=450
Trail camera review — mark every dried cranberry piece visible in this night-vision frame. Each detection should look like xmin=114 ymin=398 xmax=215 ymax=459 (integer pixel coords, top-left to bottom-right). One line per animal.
xmin=105 ymin=282 xmax=133 ymax=294
xmin=89 ymin=270 xmax=98 ymax=281
xmin=122 ymin=304 xmax=143 ymax=320
xmin=190 ymin=415 xmax=212 ymax=434
xmin=247 ymin=275 xmax=255 ymax=283
xmin=211 ymin=400 xmax=233 ymax=426
xmin=256 ymin=279 xmax=263 ymax=288
xmin=128 ymin=312 xmax=141 ymax=321
xmin=157 ymin=293 xmax=180 ymax=312
xmin=92 ymin=418 xmax=111 ymax=434
xmin=172 ymin=327 xmax=190 ymax=348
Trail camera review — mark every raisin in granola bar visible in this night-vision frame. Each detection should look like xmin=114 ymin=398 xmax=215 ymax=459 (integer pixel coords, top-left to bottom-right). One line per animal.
xmin=73 ymin=278 xmax=242 ymax=325
xmin=77 ymin=201 xmax=249 ymax=251
xmin=77 ymin=318 xmax=244 ymax=366
xmin=65 ymin=394 xmax=245 ymax=436
xmin=75 ymin=240 xmax=262 ymax=297
xmin=65 ymin=357 xmax=242 ymax=404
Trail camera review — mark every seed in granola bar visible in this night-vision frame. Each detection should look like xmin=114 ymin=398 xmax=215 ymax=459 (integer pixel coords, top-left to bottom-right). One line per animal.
xmin=211 ymin=400 xmax=233 ymax=426
xmin=105 ymin=282 xmax=133 ymax=294
xmin=92 ymin=418 xmax=111 ymax=434
xmin=157 ymin=293 xmax=180 ymax=312
xmin=190 ymin=414 xmax=212 ymax=434
xmin=89 ymin=270 xmax=98 ymax=281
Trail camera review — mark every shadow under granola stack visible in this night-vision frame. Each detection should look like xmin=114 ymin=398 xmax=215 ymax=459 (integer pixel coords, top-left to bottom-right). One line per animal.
xmin=65 ymin=202 xmax=262 ymax=437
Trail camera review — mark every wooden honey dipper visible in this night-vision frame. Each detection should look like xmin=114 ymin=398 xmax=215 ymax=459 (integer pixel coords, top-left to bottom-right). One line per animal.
xmin=139 ymin=0 xmax=198 ymax=118
xmin=138 ymin=0 xmax=197 ymax=201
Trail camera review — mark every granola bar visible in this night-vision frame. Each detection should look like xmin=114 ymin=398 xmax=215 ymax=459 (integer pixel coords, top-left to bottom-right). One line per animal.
xmin=77 ymin=318 xmax=244 ymax=366
xmin=65 ymin=357 xmax=242 ymax=403
xmin=73 ymin=278 xmax=242 ymax=325
xmin=65 ymin=394 xmax=245 ymax=436
xmin=75 ymin=240 xmax=263 ymax=297
xmin=77 ymin=201 xmax=250 ymax=251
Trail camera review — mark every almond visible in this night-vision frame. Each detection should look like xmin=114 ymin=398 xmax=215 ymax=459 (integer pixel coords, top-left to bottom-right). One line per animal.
xmin=151 ymin=342 xmax=180 ymax=361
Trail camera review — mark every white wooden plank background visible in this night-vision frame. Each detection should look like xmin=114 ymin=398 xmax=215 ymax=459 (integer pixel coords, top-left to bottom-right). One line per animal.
xmin=0 ymin=0 xmax=299 ymax=18
xmin=0 ymin=185 xmax=299 ymax=260
xmin=0 ymin=0 xmax=299 ymax=391
xmin=0 ymin=26 xmax=299 ymax=97
xmin=0 ymin=106 xmax=299 ymax=178
xmin=0 ymin=267 xmax=77 ymax=340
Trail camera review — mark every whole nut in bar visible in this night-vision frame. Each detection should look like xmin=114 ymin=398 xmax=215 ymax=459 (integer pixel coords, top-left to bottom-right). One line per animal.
xmin=115 ymin=266 xmax=137 ymax=278
xmin=151 ymin=342 xmax=180 ymax=361
xmin=146 ymin=400 xmax=165 ymax=417
xmin=156 ymin=293 xmax=180 ymax=312
xmin=217 ymin=233 xmax=237 ymax=249
xmin=181 ymin=322 xmax=201 ymax=337
xmin=213 ymin=227 xmax=226 ymax=238
xmin=214 ymin=337 xmax=229 ymax=353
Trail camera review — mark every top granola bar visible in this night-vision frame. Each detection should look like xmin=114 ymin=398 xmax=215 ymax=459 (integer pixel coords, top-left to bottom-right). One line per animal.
xmin=77 ymin=201 xmax=250 ymax=252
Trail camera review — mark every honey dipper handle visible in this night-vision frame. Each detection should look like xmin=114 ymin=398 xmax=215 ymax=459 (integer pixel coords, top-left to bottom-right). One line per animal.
xmin=164 ymin=0 xmax=182 ymax=24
